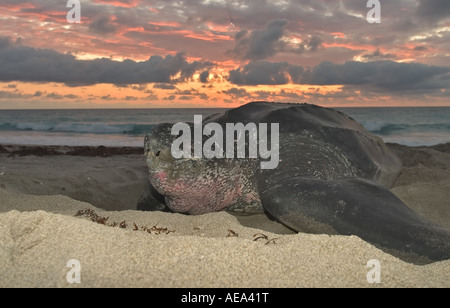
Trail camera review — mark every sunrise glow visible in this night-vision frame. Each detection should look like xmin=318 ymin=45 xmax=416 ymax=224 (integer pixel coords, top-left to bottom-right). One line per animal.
xmin=0 ymin=0 xmax=449 ymax=109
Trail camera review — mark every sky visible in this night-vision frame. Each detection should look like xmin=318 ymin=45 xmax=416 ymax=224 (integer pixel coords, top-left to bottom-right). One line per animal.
xmin=0 ymin=0 xmax=449 ymax=109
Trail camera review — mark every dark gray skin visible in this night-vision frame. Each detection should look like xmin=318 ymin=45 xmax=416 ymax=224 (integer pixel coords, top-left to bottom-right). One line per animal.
xmin=139 ymin=101 xmax=450 ymax=262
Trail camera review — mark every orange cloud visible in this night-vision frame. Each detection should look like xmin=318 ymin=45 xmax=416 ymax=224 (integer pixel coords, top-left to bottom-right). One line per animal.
xmin=93 ymin=0 xmax=141 ymax=8
xmin=323 ymin=42 xmax=378 ymax=52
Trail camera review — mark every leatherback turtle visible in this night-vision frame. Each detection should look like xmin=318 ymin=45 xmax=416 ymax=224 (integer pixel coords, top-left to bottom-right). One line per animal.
xmin=138 ymin=102 xmax=450 ymax=262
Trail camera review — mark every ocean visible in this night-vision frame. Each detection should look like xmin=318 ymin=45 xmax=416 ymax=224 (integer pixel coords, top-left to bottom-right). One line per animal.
xmin=1 ymin=107 xmax=450 ymax=147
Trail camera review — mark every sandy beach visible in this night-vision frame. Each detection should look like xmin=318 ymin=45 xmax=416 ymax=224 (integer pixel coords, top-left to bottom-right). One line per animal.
xmin=0 ymin=144 xmax=449 ymax=288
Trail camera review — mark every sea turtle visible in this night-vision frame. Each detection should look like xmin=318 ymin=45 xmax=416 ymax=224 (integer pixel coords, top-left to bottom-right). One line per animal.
xmin=138 ymin=102 xmax=450 ymax=262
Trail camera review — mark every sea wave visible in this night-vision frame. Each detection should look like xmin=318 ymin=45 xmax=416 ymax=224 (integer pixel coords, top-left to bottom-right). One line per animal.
xmin=2 ymin=120 xmax=450 ymax=137
xmin=363 ymin=122 xmax=450 ymax=136
xmin=0 ymin=122 xmax=155 ymax=135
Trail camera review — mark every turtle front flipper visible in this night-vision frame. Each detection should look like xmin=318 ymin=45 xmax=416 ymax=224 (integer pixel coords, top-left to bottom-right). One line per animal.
xmin=259 ymin=175 xmax=450 ymax=262
xmin=137 ymin=180 xmax=171 ymax=212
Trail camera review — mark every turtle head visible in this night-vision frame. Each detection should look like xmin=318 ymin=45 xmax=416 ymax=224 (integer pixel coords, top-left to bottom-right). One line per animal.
xmin=144 ymin=124 xmax=220 ymax=214
xmin=143 ymin=123 xmax=252 ymax=215
xmin=144 ymin=123 xmax=188 ymax=198
xmin=144 ymin=123 xmax=177 ymax=172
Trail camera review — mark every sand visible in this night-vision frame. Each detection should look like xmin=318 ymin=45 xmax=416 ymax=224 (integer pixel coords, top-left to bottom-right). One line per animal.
xmin=0 ymin=144 xmax=449 ymax=288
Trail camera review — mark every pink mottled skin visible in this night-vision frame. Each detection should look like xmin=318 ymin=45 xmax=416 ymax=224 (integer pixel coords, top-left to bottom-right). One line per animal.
xmin=154 ymin=171 xmax=167 ymax=182
xmin=244 ymin=190 xmax=261 ymax=203
xmin=150 ymin=166 xmax=252 ymax=215
xmin=145 ymin=123 xmax=263 ymax=215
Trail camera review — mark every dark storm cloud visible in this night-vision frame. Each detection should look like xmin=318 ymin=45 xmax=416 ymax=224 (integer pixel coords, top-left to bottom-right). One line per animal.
xmin=200 ymin=71 xmax=210 ymax=83
xmin=228 ymin=19 xmax=288 ymax=60
xmin=304 ymin=61 xmax=450 ymax=91
xmin=229 ymin=61 xmax=292 ymax=85
xmin=305 ymin=36 xmax=322 ymax=52
xmin=89 ymin=15 xmax=119 ymax=34
xmin=228 ymin=19 xmax=323 ymax=60
xmin=359 ymin=49 xmax=397 ymax=61
xmin=0 ymin=37 xmax=11 ymax=49
xmin=0 ymin=42 xmax=214 ymax=86
xmin=229 ymin=60 xmax=450 ymax=94
xmin=294 ymin=35 xmax=323 ymax=54
xmin=416 ymin=0 xmax=450 ymax=23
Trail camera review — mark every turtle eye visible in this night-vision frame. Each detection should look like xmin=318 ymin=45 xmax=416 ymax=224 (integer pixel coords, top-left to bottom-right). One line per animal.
xmin=155 ymin=151 xmax=161 ymax=157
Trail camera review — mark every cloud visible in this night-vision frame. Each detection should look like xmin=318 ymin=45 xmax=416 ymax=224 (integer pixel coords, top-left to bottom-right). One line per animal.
xmin=227 ymin=19 xmax=323 ymax=60
xmin=93 ymin=0 xmax=141 ymax=8
xmin=0 ymin=91 xmax=28 ymax=99
xmin=163 ymin=95 xmax=176 ymax=100
xmin=124 ymin=96 xmax=138 ymax=101
xmin=131 ymin=84 xmax=147 ymax=91
xmin=416 ymin=0 xmax=450 ymax=23
xmin=153 ymin=83 xmax=177 ymax=90
xmin=144 ymin=93 xmax=158 ymax=100
xmin=89 ymin=15 xmax=119 ymax=34
xmin=198 ymin=93 xmax=208 ymax=100
xmin=228 ymin=19 xmax=288 ymax=60
xmin=172 ymin=88 xmax=208 ymax=100
xmin=293 ymin=35 xmax=323 ymax=54
xmin=359 ymin=49 xmax=397 ymax=61
xmin=179 ymin=95 xmax=193 ymax=100
xmin=0 ymin=89 xmax=78 ymax=101
xmin=278 ymin=89 xmax=307 ymax=101
xmin=303 ymin=61 xmax=450 ymax=91
xmin=200 ymin=71 xmax=210 ymax=83
xmin=221 ymin=87 xmax=251 ymax=99
xmin=228 ymin=60 xmax=450 ymax=95
xmin=0 ymin=41 xmax=214 ymax=86
xmin=414 ymin=46 xmax=428 ymax=51
xmin=1 ymin=1 xmax=449 ymax=106
xmin=0 ymin=36 xmax=11 ymax=49
xmin=305 ymin=36 xmax=323 ymax=52
xmin=46 ymin=92 xmax=64 ymax=99
xmin=176 ymin=89 xmax=197 ymax=96
xmin=229 ymin=61 xmax=291 ymax=85
xmin=43 ymin=92 xmax=79 ymax=100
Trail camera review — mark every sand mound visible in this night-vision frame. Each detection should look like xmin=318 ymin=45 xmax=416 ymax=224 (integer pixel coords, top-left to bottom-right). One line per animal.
xmin=0 ymin=190 xmax=449 ymax=288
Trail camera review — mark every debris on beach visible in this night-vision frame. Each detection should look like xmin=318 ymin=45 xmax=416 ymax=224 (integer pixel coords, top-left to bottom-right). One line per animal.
xmin=75 ymin=209 xmax=175 ymax=235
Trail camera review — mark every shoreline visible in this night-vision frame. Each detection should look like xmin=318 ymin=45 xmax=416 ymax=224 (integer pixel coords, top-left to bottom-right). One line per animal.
xmin=1 ymin=142 xmax=450 ymax=157
xmin=0 ymin=144 xmax=144 ymax=157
